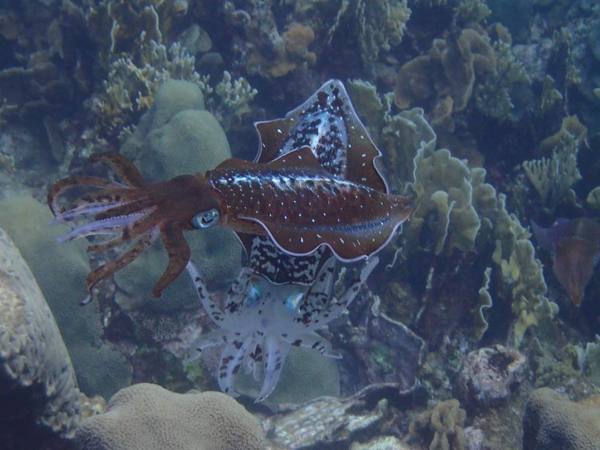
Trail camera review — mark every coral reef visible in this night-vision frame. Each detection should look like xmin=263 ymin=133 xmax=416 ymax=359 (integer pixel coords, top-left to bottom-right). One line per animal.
xmin=74 ymin=383 xmax=266 ymax=450
xmin=348 ymin=295 xmax=425 ymax=391
xmin=523 ymin=388 xmax=600 ymax=450
xmin=490 ymin=195 xmax=558 ymax=346
xmin=0 ymin=225 xmax=81 ymax=444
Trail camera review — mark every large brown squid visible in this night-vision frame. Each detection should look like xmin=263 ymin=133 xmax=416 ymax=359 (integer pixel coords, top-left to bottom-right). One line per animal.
xmin=49 ymin=80 xmax=414 ymax=297
xmin=49 ymin=147 xmax=413 ymax=297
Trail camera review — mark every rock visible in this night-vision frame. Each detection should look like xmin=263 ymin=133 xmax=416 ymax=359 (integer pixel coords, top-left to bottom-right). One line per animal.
xmin=262 ymin=383 xmax=395 ymax=449
xmin=457 ymin=345 xmax=526 ymax=407
xmin=0 ymin=225 xmax=81 ymax=445
xmin=74 ymin=383 xmax=266 ymax=450
xmin=523 ymin=388 xmax=600 ymax=450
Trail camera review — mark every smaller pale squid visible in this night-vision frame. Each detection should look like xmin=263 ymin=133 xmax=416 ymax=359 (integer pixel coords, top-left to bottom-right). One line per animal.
xmin=184 ymin=256 xmax=378 ymax=402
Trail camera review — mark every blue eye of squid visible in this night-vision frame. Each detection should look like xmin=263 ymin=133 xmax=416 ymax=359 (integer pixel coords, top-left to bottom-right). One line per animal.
xmin=247 ymin=285 xmax=261 ymax=307
xmin=191 ymin=208 xmax=220 ymax=229
xmin=284 ymin=291 xmax=304 ymax=313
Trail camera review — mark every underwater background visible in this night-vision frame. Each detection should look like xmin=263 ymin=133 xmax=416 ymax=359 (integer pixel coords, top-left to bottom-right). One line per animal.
xmin=0 ymin=0 xmax=599 ymax=449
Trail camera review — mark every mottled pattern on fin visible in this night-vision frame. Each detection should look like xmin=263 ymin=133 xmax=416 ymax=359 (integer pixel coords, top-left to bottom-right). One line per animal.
xmin=254 ymin=79 xmax=388 ymax=192
xmin=254 ymin=118 xmax=296 ymax=164
xmin=247 ymin=80 xmax=391 ymax=284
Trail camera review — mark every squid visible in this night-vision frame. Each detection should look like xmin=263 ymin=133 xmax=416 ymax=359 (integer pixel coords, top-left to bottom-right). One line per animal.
xmin=184 ymin=255 xmax=378 ymax=402
xmin=48 ymin=80 xmax=413 ymax=297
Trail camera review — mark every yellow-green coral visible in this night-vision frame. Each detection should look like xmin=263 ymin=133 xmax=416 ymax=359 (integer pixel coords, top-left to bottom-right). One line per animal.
xmin=474 ymin=33 xmax=529 ymax=121
xmin=347 ymin=79 xmax=436 ymax=189
xmin=491 ymin=195 xmax=557 ymax=346
xmin=409 ymin=399 xmax=467 ymax=450
xmin=328 ymin=0 xmax=411 ymax=65
xmin=408 ymin=148 xmax=481 ymax=254
xmin=522 ymin=116 xmax=586 ymax=210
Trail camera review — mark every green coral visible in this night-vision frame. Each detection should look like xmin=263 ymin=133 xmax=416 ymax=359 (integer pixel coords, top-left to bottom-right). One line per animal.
xmin=327 ymin=0 xmax=411 ymax=65
xmin=490 ymin=195 xmax=557 ymax=346
xmin=474 ymin=34 xmax=529 ymax=121
xmin=454 ymin=0 xmax=491 ymax=26
xmin=522 ymin=115 xmax=586 ymax=211
xmin=540 ymin=75 xmax=563 ymax=112
xmin=409 ymin=399 xmax=467 ymax=450
xmin=408 ymin=148 xmax=481 ymax=254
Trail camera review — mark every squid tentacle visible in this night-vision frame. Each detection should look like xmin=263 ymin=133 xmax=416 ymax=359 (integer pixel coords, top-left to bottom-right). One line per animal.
xmin=152 ymin=224 xmax=192 ymax=297
xmin=186 ymin=261 xmax=226 ymax=325
xmin=57 ymin=211 xmax=152 ymax=243
xmin=218 ymin=335 xmax=254 ymax=396
xmin=89 ymin=152 xmax=145 ymax=187
xmin=256 ymin=336 xmax=291 ymax=402
xmin=85 ymin=228 xmax=159 ymax=292
xmin=48 ymin=176 xmax=120 ymax=216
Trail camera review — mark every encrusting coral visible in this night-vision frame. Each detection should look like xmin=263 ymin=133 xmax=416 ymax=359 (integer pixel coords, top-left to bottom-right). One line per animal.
xmin=74 ymin=383 xmax=266 ymax=450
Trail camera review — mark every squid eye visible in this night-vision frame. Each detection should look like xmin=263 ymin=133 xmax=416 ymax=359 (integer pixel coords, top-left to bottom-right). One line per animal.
xmin=192 ymin=208 xmax=220 ymax=229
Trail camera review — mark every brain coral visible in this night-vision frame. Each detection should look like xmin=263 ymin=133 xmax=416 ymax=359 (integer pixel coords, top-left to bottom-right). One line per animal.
xmin=523 ymin=388 xmax=600 ymax=450
xmin=74 ymin=383 xmax=266 ymax=450
xmin=0 ymin=225 xmax=81 ymax=443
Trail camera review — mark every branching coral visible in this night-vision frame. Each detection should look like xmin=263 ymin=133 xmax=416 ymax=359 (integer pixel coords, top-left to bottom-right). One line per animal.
xmin=224 ymin=2 xmax=317 ymax=78
xmin=327 ymin=0 xmax=411 ymax=66
xmin=93 ymin=40 xmax=256 ymax=142
xmin=474 ymin=28 xmax=530 ymax=121
xmin=522 ymin=115 xmax=587 ymax=210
